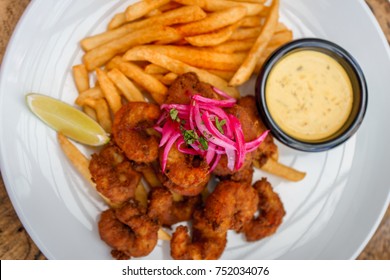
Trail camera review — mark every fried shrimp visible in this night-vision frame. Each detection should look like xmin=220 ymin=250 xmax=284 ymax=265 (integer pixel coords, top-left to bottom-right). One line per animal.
xmin=170 ymin=210 xmax=227 ymax=260
xmin=160 ymin=144 xmax=210 ymax=196
xmin=112 ymin=102 xmax=161 ymax=164
xmin=148 ymin=187 xmax=201 ymax=227
xmin=212 ymin=103 xmax=257 ymax=177
xmin=217 ymin=163 xmax=254 ymax=184
xmin=204 ymin=180 xmax=259 ymax=232
xmin=243 ymin=178 xmax=285 ymax=241
xmin=164 ymin=72 xmax=220 ymax=105
xmin=98 ymin=200 xmax=159 ymax=260
xmin=237 ymin=96 xmax=278 ymax=161
xmin=89 ymin=143 xmax=141 ymax=206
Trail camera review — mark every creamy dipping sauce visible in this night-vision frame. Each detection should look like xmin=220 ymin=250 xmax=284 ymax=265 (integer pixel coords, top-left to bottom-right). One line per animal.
xmin=265 ymin=50 xmax=353 ymax=141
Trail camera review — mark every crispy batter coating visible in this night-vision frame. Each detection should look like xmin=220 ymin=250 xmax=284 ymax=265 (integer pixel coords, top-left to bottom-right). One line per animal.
xmin=213 ymin=103 xmax=257 ymax=176
xmin=204 ymin=180 xmax=259 ymax=232
xmin=243 ymin=178 xmax=285 ymax=241
xmin=98 ymin=200 xmax=159 ymax=260
xmin=89 ymin=143 xmax=141 ymax=205
xmin=212 ymin=152 xmax=253 ymax=177
xmin=217 ymin=164 xmax=254 ymax=184
xmin=237 ymin=96 xmax=278 ymax=161
xmin=112 ymin=102 xmax=161 ymax=164
xmin=170 ymin=210 xmax=227 ymax=260
xmin=148 ymin=187 xmax=201 ymax=227
xmin=164 ymin=72 xmax=220 ymax=104
xmin=160 ymin=144 xmax=210 ymax=196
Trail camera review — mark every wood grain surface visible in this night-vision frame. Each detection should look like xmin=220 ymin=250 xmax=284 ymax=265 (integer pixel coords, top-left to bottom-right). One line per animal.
xmin=0 ymin=0 xmax=389 ymax=260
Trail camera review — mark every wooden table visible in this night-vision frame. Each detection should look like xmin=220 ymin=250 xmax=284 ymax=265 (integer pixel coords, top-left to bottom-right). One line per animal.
xmin=0 ymin=0 xmax=389 ymax=260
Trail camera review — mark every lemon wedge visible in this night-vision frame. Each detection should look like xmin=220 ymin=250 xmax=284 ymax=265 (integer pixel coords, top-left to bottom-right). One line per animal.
xmin=26 ymin=93 xmax=110 ymax=146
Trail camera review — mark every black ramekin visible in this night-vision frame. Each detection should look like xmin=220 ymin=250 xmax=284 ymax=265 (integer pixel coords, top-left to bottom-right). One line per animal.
xmin=255 ymin=38 xmax=368 ymax=152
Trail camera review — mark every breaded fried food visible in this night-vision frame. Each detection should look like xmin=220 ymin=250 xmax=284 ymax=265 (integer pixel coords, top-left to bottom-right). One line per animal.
xmin=204 ymin=180 xmax=259 ymax=232
xmin=217 ymin=163 xmax=254 ymax=184
xmin=243 ymin=178 xmax=285 ymax=241
xmin=112 ymin=102 xmax=161 ymax=163
xmin=212 ymin=103 xmax=257 ymax=177
xmin=98 ymin=200 xmax=159 ymax=260
xmin=89 ymin=143 xmax=141 ymax=206
xmin=164 ymin=72 xmax=220 ymax=104
xmin=171 ymin=210 xmax=227 ymax=260
xmin=159 ymin=143 xmax=210 ymax=196
xmin=237 ymin=96 xmax=278 ymax=161
xmin=148 ymin=187 xmax=201 ymax=227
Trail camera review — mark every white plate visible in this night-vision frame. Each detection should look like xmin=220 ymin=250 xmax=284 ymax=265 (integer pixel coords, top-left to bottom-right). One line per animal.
xmin=0 ymin=0 xmax=389 ymax=260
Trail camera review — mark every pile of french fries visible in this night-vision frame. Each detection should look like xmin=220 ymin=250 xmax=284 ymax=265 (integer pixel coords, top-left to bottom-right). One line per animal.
xmin=61 ymin=0 xmax=304 ymax=228
xmin=73 ymin=0 xmax=293 ymax=133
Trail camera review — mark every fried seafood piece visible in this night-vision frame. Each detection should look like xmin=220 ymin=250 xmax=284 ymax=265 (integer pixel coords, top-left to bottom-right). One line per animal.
xmin=170 ymin=210 xmax=227 ymax=260
xmin=164 ymin=72 xmax=220 ymax=104
xmin=112 ymin=102 xmax=161 ymax=164
xmin=212 ymin=152 xmax=253 ymax=178
xmin=204 ymin=180 xmax=259 ymax=232
xmin=212 ymin=104 xmax=257 ymax=177
xmin=160 ymin=143 xmax=210 ymax=196
xmin=148 ymin=187 xmax=201 ymax=227
xmin=217 ymin=164 xmax=254 ymax=184
xmin=98 ymin=200 xmax=159 ymax=259
xmin=89 ymin=143 xmax=141 ymax=206
xmin=237 ymin=96 xmax=278 ymax=161
xmin=243 ymin=178 xmax=285 ymax=241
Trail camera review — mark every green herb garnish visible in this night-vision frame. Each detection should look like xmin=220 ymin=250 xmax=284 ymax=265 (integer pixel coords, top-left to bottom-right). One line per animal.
xmin=183 ymin=129 xmax=198 ymax=145
xmin=169 ymin=108 xmax=179 ymax=122
xmin=198 ymin=137 xmax=209 ymax=150
xmin=215 ymin=117 xmax=227 ymax=135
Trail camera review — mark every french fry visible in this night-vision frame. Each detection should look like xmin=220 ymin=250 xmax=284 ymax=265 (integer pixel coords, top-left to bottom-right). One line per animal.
xmin=96 ymin=69 xmax=122 ymax=113
xmin=123 ymin=47 xmax=239 ymax=98
xmin=108 ymin=12 xmax=126 ymax=30
xmin=83 ymin=98 xmax=112 ymax=133
xmin=230 ymin=26 xmax=262 ymax=41
xmin=160 ymin=72 xmax=178 ymax=86
xmin=83 ymin=26 xmax=180 ymax=70
xmin=135 ymin=182 xmax=148 ymax=208
xmin=108 ymin=56 xmax=168 ymax=104
xmin=173 ymin=0 xmax=264 ymax=16
xmin=184 ymin=22 xmax=239 ymax=47
xmin=151 ymin=73 xmax=165 ymax=82
xmin=107 ymin=68 xmax=145 ymax=102
xmin=254 ymin=157 xmax=306 ymax=182
xmin=72 ymin=64 xmax=96 ymax=119
xmin=239 ymin=15 xmax=263 ymax=27
xmin=57 ymin=132 xmax=94 ymax=185
xmin=255 ymin=30 xmax=293 ymax=72
xmin=145 ymin=9 xmax=162 ymax=18
xmin=72 ymin=64 xmax=90 ymax=93
xmin=123 ymin=45 xmax=246 ymax=71
xmin=229 ymin=0 xmax=279 ymax=86
xmin=144 ymin=64 xmax=169 ymax=75
xmin=208 ymin=69 xmax=235 ymax=81
xmin=158 ymin=229 xmax=171 ymax=241
xmin=175 ymin=6 xmax=247 ymax=37
xmin=125 ymin=0 xmax=170 ymax=22
xmin=57 ymin=133 xmax=121 ymax=207
xmin=75 ymin=86 xmax=104 ymax=107
xmin=83 ymin=106 xmax=97 ymax=121
xmin=82 ymin=6 xmax=206 ymax=51
xmin=206 ymin=39 xmax=255 ymax=53
xmin=140 ymin=166 xmax=162 ymax=188
xmin=231 ymin=0 xmax=266 ymax=4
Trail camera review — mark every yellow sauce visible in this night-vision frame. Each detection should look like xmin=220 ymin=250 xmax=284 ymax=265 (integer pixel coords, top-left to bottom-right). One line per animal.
xmin=265 ymin=50 xmax=353 ymax=141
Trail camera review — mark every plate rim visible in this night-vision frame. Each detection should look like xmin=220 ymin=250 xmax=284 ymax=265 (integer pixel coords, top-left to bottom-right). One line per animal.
xmin=0 ymin=0 xmax=389 ymax=260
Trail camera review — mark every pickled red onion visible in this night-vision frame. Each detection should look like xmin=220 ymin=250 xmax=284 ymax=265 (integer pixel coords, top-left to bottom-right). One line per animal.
xmin=156 ymin=88 xmax=269 ymax=172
